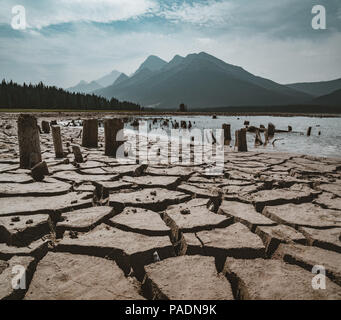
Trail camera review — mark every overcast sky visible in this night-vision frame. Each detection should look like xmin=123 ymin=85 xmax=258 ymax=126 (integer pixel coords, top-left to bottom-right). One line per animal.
xmin=0 ymin=0 xmax=340 ymax=88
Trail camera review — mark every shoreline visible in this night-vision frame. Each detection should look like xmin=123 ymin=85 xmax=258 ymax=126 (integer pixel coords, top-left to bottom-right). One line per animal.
xmin=1 ymin=110 xmax=341 ymax=119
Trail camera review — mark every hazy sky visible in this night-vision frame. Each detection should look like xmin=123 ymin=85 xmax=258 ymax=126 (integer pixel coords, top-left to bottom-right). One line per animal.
xmin=0 ymin=0 xmax=340 ymax=88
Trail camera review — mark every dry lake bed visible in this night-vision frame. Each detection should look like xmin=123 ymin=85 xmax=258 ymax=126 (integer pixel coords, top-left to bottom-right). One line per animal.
xmin=0 ymin=113 xmax=340 ymax=300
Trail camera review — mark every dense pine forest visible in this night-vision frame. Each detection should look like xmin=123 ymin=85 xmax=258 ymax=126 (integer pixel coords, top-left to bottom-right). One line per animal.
xmin=0 ymin=80 xmax=140 ymax=111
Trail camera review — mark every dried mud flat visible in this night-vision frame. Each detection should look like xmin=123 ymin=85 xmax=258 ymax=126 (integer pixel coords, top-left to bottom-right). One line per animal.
xmin=0 ymin=115 xmax=341 ymax=300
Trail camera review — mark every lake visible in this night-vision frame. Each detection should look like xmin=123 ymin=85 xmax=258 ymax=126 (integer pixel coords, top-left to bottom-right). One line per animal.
xmin=125 ymin=115 xmax=341 ymax=158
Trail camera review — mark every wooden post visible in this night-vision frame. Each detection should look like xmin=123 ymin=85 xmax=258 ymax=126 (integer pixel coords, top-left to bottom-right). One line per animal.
xmin=51 ymin=126 xmax=64 ymax=158
xmin=222 ymin=124 xmax=231 ymax=145
xmin=307 ymin=127 xmax=312 ymax=136
xmin=237 ymin=129 xmax=248 ymax=152
xmin=254 ymin=129 xmax=263 ymax=147
xmin=82 ymin=119 xmax=98 ymax=148
xmin=234 ymin=130 xmax=239 ymax=149
xmin=17 ymin=114 xmax=42 ymax=169
xmin=41 ymin=121 xmax=50 ymax=134
xmin=72 ymin=145 xmax=84 ymax=163
xmin=264 ymin=130 xmax=269 ymax=147
xmin=268 ymin=123 xmax=276 ymax=137
xmin=104 ymin=118 xmax=124 ymax=157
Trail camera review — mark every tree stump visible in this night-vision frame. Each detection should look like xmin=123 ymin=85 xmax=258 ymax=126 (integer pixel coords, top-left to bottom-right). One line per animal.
xmin=31 ymin=161 xmax=49 ymax=182
xmin=51 ymin=126 xmax=64 ymax=158
xmin=268 ymin=123 xmax=276 ymax=137
xmin=264 ymin=130 xmax=269 ymax=147
xmin=254 ymin=129 xmax=263 ymax=147
xmin=41 ymin=121 xmax=50 ymax=134
xmin=234 ymin=130 xmax=239 ymax=149
xmin=72 ymin=145 xmax=84 ymax=163
xmin=82 ymin=119 xmax=98 ymax=148
xmin=237 ymin=129 xmax=248 ymax=152
xmin=104 ymin=118 xmax=124 ymax=157
xmin=222 ymin=124 xmax=231 ymax=145
xmin=17 ymin=114 xmax=42 ymax=169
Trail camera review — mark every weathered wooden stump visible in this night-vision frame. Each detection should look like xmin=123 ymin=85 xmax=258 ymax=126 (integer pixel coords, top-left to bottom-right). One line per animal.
xmin=234 ymin=130 xmax=239 ymax=149
xmin=268 ymin=123 xmax=276 ymax=137
xmin=307 ymin=127 xmax=312 ymax=136
xmin=31 ymin=161 xmax=49 ymax=182
xmin=264 ymin=130 xmax=269 ymax=146
xmin=222 ymin=124 xmax=231 ymax=145
xmin=82 ymin=119 xmax=98 ymax=148
xmin=104 ymin=118 xmax=124 ymax=157
xmin=51 ymin=126 xmax=64 ymax=158
xmin=254 ymin=129 xmax=263 ymax=146
xmin=237 ymin=129 xmax=248 ymax=152
xmin=41 ymin=121 xmax=50 ymax=134
xmin=17 ymin=114 xmax=42 ymax=169
xmin=72 ymin=145 xmax=84 ymax=163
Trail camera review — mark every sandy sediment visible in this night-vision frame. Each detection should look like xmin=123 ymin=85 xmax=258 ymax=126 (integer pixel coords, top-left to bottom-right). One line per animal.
xmin=0 ymin=114 xmax=340 ymax=300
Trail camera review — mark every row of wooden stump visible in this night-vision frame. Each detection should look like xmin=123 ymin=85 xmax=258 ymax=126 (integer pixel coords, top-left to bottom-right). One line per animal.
xmin=17 ymin=114 xmax=124 ymax=171
xmin=17 ymin=114 xmax=276 ymax=178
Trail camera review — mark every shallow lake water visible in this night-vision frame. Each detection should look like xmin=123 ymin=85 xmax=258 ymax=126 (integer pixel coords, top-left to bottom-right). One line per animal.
xmin=125 ymin=115 xmax=341 ymax=159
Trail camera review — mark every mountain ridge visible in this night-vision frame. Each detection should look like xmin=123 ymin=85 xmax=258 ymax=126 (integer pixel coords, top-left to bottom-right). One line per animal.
xmin=67 ymin=70 xmax=121 ymax=93
xmin=312 ymin=88 xmax=341 ymax=106
xmin=286 ymin=78 xmax=341 ymax=97
xmin=67 ymin=80 xmax=103 ymax=94
xmin=95 ymin=52 xmax=313 ymax=109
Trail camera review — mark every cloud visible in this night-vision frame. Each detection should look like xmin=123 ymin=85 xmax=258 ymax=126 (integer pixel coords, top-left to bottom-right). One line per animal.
xmin=0 ymin=0 xmax=340 ymax=88
xmin=0 ymin=0 xmax=159 ymax=29
xmin=158 ymin=0 xmax=235 ymax=26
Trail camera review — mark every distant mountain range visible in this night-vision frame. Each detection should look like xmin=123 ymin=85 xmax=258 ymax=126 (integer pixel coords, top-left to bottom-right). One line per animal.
xmin=94 ymin=52 xmax=314 ymax=109
xmin=69 ymin=53 xmax=340 ymax=109
xmin=96 ymin=70 xmax=121 ymax=87
xmin=67 ymin=80 xmax=103 ymax=94
xmin=67 ymin=70 xmax=121 ymax=94
xmin=312 ymin=88 xmax=341 ymax=106
xmin=286 ymin=78 xmax=341 ymax=97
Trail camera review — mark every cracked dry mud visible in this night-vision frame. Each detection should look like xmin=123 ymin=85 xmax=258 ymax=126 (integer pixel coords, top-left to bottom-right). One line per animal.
xmin=0 ymin=116 xmax=341 ymax=300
